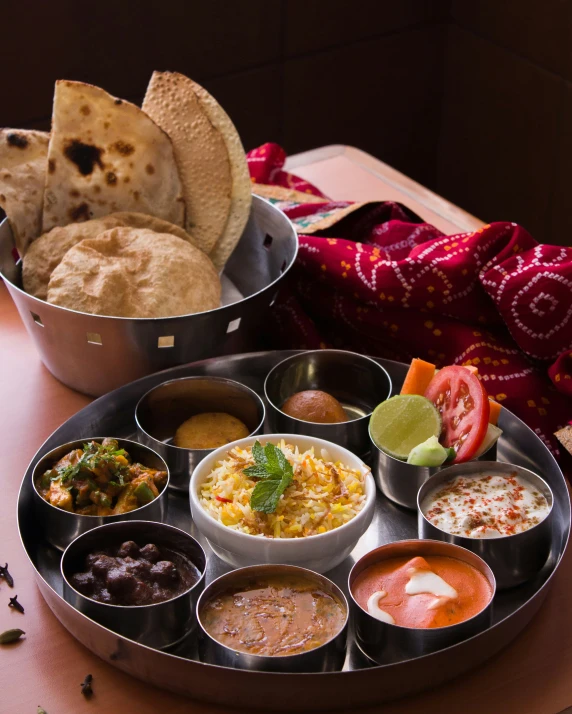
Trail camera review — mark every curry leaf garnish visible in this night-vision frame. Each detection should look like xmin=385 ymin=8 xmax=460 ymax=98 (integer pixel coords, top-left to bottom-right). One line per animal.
xmin=244 ymin=441 xmax=294 ymax=514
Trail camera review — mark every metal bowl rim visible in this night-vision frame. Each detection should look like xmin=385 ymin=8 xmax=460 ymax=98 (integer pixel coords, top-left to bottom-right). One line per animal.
xmin=263 ymin=349 xmax=393 ymax=426
xmin=347 ymin=538 xmax=496 ymax=631
xmin=416 ymin=460 xmax=555 ymax=542
xmin=196 ymin=562 xmax=349 ymax=659
xmin=134 ymin=375 xmax=266 ymax=454
xmin=61 ymin=519 xmax=207 ymax=610
xmin=32 ymin=436 xmax=170 ymax=518
xmin=0 ymin=195 xmax=298 ymax=322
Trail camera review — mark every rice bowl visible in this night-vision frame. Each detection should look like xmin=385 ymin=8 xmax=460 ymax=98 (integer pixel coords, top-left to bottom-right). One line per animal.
xmin=189 ymin=434 xmax=376 ymax=573
xmin=198 ymin=439 xmax=367 ymax=539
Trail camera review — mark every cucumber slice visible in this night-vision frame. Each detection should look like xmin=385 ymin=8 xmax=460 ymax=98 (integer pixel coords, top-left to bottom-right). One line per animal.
xmin=406 ymin=435 xmax=449 ymax=467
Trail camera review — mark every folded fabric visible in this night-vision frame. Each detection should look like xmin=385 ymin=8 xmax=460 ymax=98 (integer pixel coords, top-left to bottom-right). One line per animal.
xmin=247 ymin=143 xmax=572 ymax=460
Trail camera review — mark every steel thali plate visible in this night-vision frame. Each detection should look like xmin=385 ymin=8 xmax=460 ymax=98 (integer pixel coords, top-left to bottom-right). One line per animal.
xmin=17 ymin=351 xmax=571 ymax=711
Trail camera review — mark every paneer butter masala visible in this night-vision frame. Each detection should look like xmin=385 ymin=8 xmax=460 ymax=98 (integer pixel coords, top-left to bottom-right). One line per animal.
xmin=200 ymin=573 xmax=346 ymax=656
xmin=352 ymin=556 xmax=492 ymax=628
xmin=36 ymin=439 xmax=167 ymax=515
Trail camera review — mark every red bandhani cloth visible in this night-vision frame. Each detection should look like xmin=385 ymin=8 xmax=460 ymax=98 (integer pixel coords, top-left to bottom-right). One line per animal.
xmin=247 ymin=143 xmax=572 ymax=460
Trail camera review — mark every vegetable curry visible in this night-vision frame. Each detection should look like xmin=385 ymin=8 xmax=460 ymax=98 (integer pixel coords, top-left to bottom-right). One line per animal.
xmin=36 ymin=439 xmax=167 ymax=515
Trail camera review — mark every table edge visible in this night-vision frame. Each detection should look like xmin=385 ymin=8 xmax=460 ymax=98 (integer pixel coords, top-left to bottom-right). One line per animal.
xmin=286 ymin=144 xmax=485 ymax=234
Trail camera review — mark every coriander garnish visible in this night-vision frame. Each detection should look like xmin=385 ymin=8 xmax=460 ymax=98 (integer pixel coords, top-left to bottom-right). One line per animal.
xmin=48 ymin=439 xmax=128 ymax=487
xmin=243 ymin=442 xmax=293 ymax=514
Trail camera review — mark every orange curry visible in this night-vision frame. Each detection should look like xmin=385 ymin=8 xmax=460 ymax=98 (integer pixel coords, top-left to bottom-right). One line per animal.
xmin=352 ymin=555 xmax=492 ymax=629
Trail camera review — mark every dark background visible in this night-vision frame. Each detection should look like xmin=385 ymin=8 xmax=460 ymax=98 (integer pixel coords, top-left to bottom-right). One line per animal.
xmin=2 ymin=0 xmax=569 ymax=244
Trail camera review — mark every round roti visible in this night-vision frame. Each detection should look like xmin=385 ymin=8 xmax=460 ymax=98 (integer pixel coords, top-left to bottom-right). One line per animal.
xmin=0 ymin=129 xmax=49 ymax=256
xmin=42 ymin=81 xmax=185 ymax=232
xmin=142 ymin=71 xmax=232 ymax=255
xmin=47 ymin=227 xmax=221 ymax=318
xmin=23 ymin=212 xmax=197 ymax=300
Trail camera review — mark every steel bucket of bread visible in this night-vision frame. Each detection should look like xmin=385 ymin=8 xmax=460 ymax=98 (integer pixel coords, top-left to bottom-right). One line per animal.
xmin=0 ymin=196 xmax=296 ymax=396
xmin=0 ymin=73 xmax=298 ymax=396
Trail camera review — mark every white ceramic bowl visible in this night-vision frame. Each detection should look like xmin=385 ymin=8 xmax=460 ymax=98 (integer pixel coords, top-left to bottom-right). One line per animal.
xmin=189 ymin=434 xmax=376 ymax=573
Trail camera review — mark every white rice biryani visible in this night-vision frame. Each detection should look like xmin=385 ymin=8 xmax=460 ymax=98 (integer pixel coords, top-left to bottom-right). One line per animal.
xmin=199 ymin=440 xmax=367 ymax=538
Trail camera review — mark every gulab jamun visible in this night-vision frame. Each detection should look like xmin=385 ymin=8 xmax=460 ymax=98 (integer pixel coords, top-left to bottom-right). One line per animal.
xmin=281 ymin=390 xmax=347 ymax=424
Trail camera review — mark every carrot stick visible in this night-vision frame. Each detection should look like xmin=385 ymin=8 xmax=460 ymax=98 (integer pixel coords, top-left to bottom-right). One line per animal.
xmin=489 ymin=399 xmax=502 ymax=425
xmin=400 ymin=358 xmax=436 ymax=395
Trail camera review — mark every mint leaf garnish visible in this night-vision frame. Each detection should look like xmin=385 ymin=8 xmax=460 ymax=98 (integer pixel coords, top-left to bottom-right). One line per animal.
xmin=250 ymin=479 xmax=284 ymax=513
xmin=244 ymin=441 xmax=294 ymax=514
xmin=263 ymin=442 xmax=278 ymax=473
xmin=243 ymin=464 xmax=270 ymax=480
xmin=252 ymin=440 xmax=266 ymax=465
xmin=274 ymin=445 xmax=290 ymax=474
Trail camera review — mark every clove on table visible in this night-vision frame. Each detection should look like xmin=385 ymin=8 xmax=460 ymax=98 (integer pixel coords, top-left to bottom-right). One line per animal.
xmin=0 ymin=563 xmax=14 ymax=588
xmin=81 ymin=673 xmax=94 ymax=697
xmin=8 ymin=595 xmax=24 ymax=613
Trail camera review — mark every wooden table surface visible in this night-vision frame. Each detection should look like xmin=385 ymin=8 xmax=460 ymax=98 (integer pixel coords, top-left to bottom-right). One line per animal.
xmin=1 ymin=145 xmax=571 ymax=714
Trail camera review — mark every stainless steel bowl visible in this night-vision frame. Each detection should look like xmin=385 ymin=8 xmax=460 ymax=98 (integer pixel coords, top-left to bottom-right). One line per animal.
xmin=417 ymin=461 xmax=554 ymax=589
xmin=197 ymin=564 xmax=348 ymax=672
xmin=0 ymin=195 xmax=298 ymax=396
xmin=61 ymin=520 xmax=206 ymax=650
xmin=348 ymin=539 xmax=495 ymax=664
xmin=264 ymin=350 xmax=392 ymax=456
xmin=135 ymin=376 xmax=265 ymax=492
xmin=372 ymin=442 xmax=498 ymax=511
xmin=32 ymin=437 xmax=169 ymax=551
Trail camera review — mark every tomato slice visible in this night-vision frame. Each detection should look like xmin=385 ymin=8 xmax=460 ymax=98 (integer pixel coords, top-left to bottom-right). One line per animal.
xmin=424 ymin=366 xmax=490 ymax=463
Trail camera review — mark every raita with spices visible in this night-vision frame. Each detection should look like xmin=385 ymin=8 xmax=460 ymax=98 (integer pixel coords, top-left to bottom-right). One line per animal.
xmin=421 ymin=472 xmax=551 ymax=538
